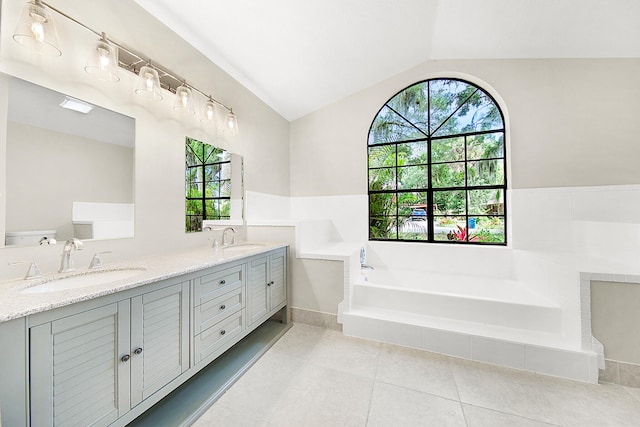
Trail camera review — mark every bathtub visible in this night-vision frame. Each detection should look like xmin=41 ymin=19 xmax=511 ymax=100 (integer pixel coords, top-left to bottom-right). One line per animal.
xmin=352 ymin=267 xmax=562 ymax=334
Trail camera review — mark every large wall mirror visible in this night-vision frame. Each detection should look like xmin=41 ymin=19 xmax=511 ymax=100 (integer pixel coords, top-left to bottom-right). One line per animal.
xmin=185 ymin=137 xmax=243 ymax=233
xmin=2 ymin=76 xmax=135 ymax=246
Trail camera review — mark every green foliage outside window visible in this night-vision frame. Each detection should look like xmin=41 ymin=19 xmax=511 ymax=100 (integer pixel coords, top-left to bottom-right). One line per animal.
xmin=368 ymin=79 xmax=507 ymax=244
xmin=185 ymin=137 xmax=231 ymax=232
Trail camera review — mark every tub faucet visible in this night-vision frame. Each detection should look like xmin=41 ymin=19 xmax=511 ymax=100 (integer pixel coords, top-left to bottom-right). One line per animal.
xmin=222 ymin=227 xmax=236 ymax=246
xmin=360 ymin=246 xmax=374 ymax=270
xmin=60 ymin=238 xmax=83 ymax=273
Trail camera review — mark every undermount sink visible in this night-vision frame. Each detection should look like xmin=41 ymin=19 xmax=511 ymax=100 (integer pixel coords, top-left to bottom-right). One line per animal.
xmin=20 ymin=268 xmax=146 ymax=294
xmin=222 ymin=243 xmax=265 ymax=255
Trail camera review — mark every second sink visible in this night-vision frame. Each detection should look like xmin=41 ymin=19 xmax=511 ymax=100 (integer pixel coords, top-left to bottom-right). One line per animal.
xmin=20 ymin=267 xmax=146 ymax=294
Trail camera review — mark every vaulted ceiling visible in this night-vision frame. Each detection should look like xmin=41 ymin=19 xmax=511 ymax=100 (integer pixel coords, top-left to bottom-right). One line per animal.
xmin=135 ymin=0 xmax=640 ymax=120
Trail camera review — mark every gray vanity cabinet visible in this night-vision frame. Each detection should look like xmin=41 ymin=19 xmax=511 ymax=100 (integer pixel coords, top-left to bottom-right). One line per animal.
xmin=247 ymin=249 xmax=287 ymax=326
xmin=28 ymin=279 xmax=189 ymax=427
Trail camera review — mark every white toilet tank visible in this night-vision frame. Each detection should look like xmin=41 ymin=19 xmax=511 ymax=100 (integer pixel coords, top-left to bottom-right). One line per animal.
xmin=5 ymin=230 xmax=57 ymax=246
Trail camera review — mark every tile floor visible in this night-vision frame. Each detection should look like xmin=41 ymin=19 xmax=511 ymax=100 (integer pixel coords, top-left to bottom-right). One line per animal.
xmin=193 ymin=323 xmax=640 ymax=426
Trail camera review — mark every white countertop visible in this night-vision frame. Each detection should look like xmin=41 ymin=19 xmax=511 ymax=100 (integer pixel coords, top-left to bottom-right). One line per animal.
xmin=0 ymin=242 xmax=287 ymax=323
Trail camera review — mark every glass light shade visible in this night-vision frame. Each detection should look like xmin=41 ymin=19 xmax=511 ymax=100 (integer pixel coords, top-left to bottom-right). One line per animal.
xmin=173 ymin=84 xmax=195 ymax=115
xmin=225 ymin=109 xmax=239 ymax=136
xmin=135 ymin=65 xmax=162 ymax=101
xmin=201 ymin=98 xmax=220 ymax=126
xmin=12 ymin=0 xmax=62 ymax=56
xmin=84 ymin=35 xmax=119 ymax=82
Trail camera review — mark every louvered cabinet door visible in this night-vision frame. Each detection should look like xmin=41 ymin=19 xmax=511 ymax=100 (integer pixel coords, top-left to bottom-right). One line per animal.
xmin=29 ymin=301 xmax=130 ymax=427
xmin=130 ymin=281 xmax=189 ymax=407
xmin=247 ymin=256 xmax=269 ymax=326
xmin=269 ymin=250 xmax=287 ymax=309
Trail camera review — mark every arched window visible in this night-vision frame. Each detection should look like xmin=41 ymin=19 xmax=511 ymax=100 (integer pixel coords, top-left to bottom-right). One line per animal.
xmin=367 ymin=78 xmax=506 ymax=244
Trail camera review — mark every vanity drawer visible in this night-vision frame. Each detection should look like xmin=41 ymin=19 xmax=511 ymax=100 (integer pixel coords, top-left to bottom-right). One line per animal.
xmin=194 ymin=287 xmax=243 ymax=334
xmin=194 ymin=310 xmax=244 ymax=364
xmin=195 ymin=264 xmax=244 ymax=305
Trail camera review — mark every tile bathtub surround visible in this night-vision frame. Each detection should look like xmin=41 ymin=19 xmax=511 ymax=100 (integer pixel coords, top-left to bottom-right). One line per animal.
xmin=290 ymin=307 xmax=342 ymax=331
xmin=193 ymin=323 xmax=640 ymax=427
xmin=600 ymin=359 xmax=640 ymax=388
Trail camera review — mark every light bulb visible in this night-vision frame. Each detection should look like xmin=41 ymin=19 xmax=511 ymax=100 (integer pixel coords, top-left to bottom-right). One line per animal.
xmin=31 ymin=21 xmax=44 ymax=42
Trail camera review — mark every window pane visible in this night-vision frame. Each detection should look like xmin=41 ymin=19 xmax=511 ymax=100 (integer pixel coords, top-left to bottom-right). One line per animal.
xmin=429 ymin=80 xmax=475 ymax=134
xmin=398 ymin=166 xmax=428 ymax=189
xmin=370 ymin=193 xmax=396 ymax=216
xmin=369 ymin=168 xmax=396 ymax=190
xmin=467 ymin=132 xmax=504 ymax=160
xmin=220 ymin=180 xmax=231 ymax=197
xmin=432 ymin=163 xmax=465 ymax=188
xmin=368 ymin=106 xmax=426 ymax=144
xmin=433 ymin=190 xmax=466 ymax=215
xmin=397 ymin=192 xmax=428 ymax=218
xmin=205 ymin=181 xmax=221 ymax=197
xmin=220 ymin=163 xmax=231 ymax=180
xmin=434 ymin=92 xmax=503 ymax=137
xmin=398 ymin=141 xmax=427 ymax=166
xmin=468 ymin=189 xmax=503 ymax=215
xmin=370 ymin=216 xmax=398 ymax=239
xmin=399 ymin=222 xmax=428 ymax=241
xmin=433 ymin=216 xmax=466 ymax=241
xmin=368 ymin=145 xmax=396 ymax=168
xmin=187 ymin=184 xmax=202 ymax=198
xmin=431 ymin=136 xmax=464 ymax=163
xmin=386 ymin=82 xmax=429 ymax=135
xmin=467 ymin=160 xmax=504 ymax=186
xmin=469 ymin=216 xmax=505 ymax=243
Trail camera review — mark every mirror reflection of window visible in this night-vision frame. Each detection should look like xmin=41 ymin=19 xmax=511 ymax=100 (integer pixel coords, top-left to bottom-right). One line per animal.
xmin=185 ymin=137 xmax=232 ymax=232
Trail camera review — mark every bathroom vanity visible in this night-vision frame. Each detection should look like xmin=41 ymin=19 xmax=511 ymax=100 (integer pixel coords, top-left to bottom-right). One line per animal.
xmin=0 ymin=243 xmax=288 ymax=426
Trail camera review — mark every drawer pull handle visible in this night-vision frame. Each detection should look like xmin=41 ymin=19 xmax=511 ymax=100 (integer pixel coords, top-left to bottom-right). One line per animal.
xmin=220 ymin=330 xmax=226 ymax=336
xmin=133 ymin=347 xmax=143 ymax=355
xmin=220 ymin=304 xmax=226 ymax=310
xmin=121 ymin=354 xmax=130 ymax=363
xmin=220 ymin=279 xmax=226 ymax=285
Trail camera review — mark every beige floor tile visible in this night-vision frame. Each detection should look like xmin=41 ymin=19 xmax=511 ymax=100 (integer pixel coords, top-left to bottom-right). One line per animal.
xmin=307 ymin=329 xmax=381 ymax=379
xmin=266 ymin=363 xmax=374 ymax=427
xmin=194 ymin=324 xmax=640 ymax=427
xmin=376 ymin=343 xmax=459 ymax=400
xmin=536 ymin=376 xmax=640 ymax=427
xmin=462 ymin=404 xmax=560 ymax=427
xmin=268 ymin=323 xmax=327 ymax=360
xmin=624 ymin=385 xmax=640 ymax=402
xmin=213 ymin=352 xmax=304 ymax=420
xmin=450 ymin=358 xmax=561 ymax=424
xmin=367 ymin=381 xmax=466 ymax=427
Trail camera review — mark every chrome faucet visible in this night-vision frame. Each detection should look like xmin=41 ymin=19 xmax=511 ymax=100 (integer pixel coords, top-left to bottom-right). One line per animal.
xmin=222 ymin=227 xmax=236 ymax=246
xmin=360 ymin=246 xmax=374 ymax=270
xmin=60 ymin=238 xmax=83 ymax=273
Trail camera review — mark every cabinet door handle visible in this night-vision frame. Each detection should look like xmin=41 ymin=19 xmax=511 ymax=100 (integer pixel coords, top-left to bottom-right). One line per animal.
xmin=219 ymin=279 xmax=226 ymax=285
xmin=121 ymin=354 xmax=130 ymax=363
xmin=220 ymin=330 xmax=226 ymax=336
xmin=267 ymin=281 xmax=273 ymax=286
xmin=220 ymin=304 xmax=226 ymax=310
xmin=133 ymin=347 xmax=143 ymax=355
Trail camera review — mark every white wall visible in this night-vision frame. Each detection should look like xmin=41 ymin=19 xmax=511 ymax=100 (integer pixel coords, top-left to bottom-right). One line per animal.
xmin=286 ymin=57 xmax=640 ymax=330
xmin=0 ymin=0 xmax=289 ymax=278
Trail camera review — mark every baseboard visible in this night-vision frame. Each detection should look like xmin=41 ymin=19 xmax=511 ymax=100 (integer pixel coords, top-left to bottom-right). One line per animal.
xmin=290 ymin=307 xmax=342 ymax=331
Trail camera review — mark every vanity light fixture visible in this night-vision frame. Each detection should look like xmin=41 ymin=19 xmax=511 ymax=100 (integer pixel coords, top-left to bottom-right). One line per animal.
xmin=135 ymin=64 xmax=163 ymax=101
xmin=173 ymin=82 xmax=196 ymax=115
xmin=12 ymin=0 xmax=61 ymax=56
xmin=84 ymin=32 xmax=120 ymax=82
xmin=59 ymin=96 xmax=94 ymax=114
xmin=12 ymin=0 xmax=239 ymax=134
